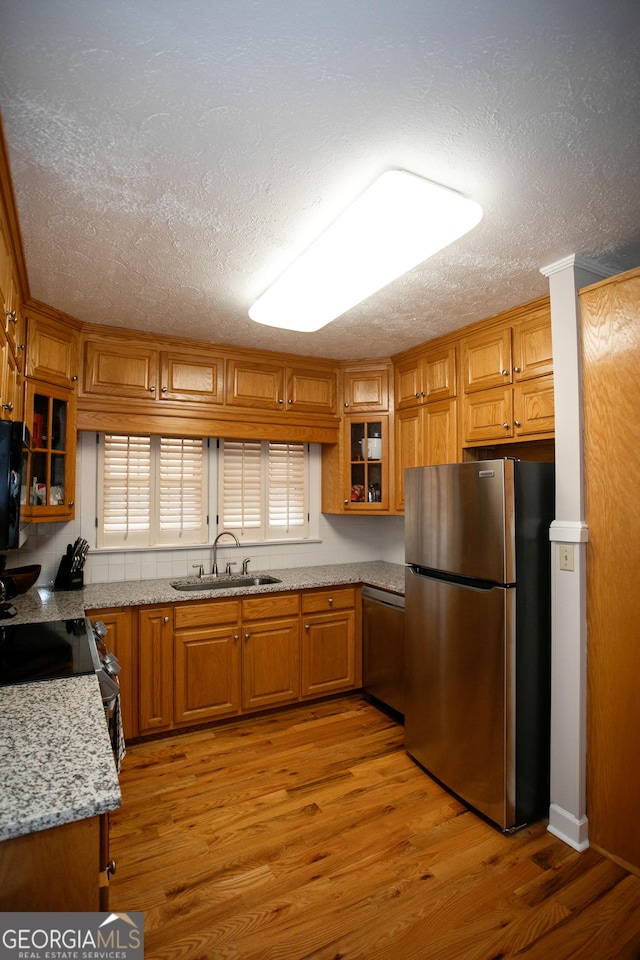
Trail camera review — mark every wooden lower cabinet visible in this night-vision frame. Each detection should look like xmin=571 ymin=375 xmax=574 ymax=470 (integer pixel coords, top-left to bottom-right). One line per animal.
xmin=129 ymin=587 xmax=362 ymax=736
xmin=174 ymin=600 xmax=241 ymax=724
xmin=301 ymin=588 xmax=359 ymax=697
xmin=138 ymin=606 xmax=174 ymax=734
xmin=241 ymin=593 xmax=300 ymax=710
xmin=0 ymin=814 xmax=107 ymax=911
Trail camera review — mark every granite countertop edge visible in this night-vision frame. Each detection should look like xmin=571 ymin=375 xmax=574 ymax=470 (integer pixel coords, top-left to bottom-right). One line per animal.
xmin=1 ymin=561 xmax=404 ymax=843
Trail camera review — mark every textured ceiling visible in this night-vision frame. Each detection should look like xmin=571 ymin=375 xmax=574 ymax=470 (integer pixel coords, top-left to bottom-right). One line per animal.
xmin=0 ymin=0 xmax=639 ymax=361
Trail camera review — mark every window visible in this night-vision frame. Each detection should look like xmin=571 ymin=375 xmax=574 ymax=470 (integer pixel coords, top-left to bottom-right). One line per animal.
xmin=97 ymin=434 xmax=208 ymax=547
xmin=219 ymin=439 xmax=309 ymax=541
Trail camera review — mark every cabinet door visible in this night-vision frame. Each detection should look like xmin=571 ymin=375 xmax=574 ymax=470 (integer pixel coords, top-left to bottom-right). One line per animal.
xmin=83 ymin=338 xmax=158 ymax=401
xmin=160 ymin=349 xmax=224 ymax=405
xmin=89 ymin=608 xmax=136 ymax=740
xmin=343 ymin=365 xmax=390 ymax=413
xmin=242 ymin=617 xmax=300 ymax=710
xmin=225 ymin=357 xmax=285 ymax=411
xmin=462 ymin=385 xmax=513 ymax=443
xmin=423 ymin=398 xmax=458 ymax=465
xmin=138 ymin=607 xmax=173 ymax=733
xmin=514 ymin=375 xmax=555 ymax=437
xmin=462 ymin=326 xmax=512 ymax=393
xmin=394 ymin=355 xmax=423 ymax=409
xmin=174 ymin=626 xmax=241 ymax=723
xmin=1 ymin=342 xmax=22 ymax=421
xmin=287 ymin=365 xmax=338 ymax=416
xmin=395 ymin=407 xmax=421 ymax=512
xmin=344 ymin=416 xmax=390 ymax=511
xmin=513 ymin=312 xmax=553 ymax=381
xmin=26 ymin=311 xmax=79 ymax=385
xmin=23 ymin=379 xmax=77 ymax=521
xmin=301 ymin=610 xmax=356 ymax=697
xmin=422 ymin=345 xmax=457 ymax=402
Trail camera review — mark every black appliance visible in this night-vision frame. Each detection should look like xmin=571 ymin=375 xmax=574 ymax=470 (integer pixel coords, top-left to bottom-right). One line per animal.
xmin=0 ymin=421 xmax=29 ymax=550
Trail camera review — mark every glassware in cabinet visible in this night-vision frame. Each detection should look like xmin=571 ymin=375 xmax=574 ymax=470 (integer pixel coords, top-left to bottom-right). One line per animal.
xmin=346 ymin=417 xmax=388 ymax=509
xmin=23 ymin=380 xmax=76 ymax=520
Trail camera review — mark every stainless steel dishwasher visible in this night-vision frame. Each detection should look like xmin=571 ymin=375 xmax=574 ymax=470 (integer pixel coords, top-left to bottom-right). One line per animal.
xmin=362 ymin=585 xmax=405 ymax=717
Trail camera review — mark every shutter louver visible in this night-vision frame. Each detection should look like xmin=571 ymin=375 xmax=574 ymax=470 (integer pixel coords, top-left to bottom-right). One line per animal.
xmin=101 ymin=435 xmax=152 ymax=544
xmin=221 ymin=440 xmax=262 ymax=532
xmin=268 ymin=442 xmax=306 ymax=532
xmin=158 ymin=437 xmax=208 ymax=543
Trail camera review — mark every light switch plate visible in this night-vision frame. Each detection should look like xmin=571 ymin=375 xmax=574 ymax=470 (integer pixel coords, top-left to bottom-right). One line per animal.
xmin=559 ymin=544 xmax=575 ymax=571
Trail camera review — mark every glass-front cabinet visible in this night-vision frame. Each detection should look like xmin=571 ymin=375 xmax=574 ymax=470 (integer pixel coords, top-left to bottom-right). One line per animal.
xmin=23 ymin=380 xmax=76 ymax=521
xmin=345 ymin=416 xmax=389 ymax=511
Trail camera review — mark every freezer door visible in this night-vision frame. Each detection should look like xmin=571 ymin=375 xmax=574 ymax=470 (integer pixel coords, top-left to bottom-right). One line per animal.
xmin=404 ymin=567 xmax=515 ymax=829
xmin=404 ymin=460 xmax=515 ymax=583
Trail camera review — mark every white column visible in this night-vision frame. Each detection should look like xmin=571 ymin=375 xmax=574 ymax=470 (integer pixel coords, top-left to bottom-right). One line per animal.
xmin=540 ymin=255 xmax=615 ymax=851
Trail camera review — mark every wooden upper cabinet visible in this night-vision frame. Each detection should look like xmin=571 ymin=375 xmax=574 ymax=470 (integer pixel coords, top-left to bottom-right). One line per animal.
xmin=83 ymin=337 xmax=158 ymax=401
xmin=462 ymin=326 xmax=512 ymax=393
xmin=225 ymin=357 xmax=286 ymax=410
xmin=342 ymin=364 xmax=390 ymax=413
xmin=226 ymin=357 xmax=337 ymax=416
xmin=26 ymin=310 xmax=79 ymax=386
xmin=395 ymin=345 xmax=456 ymax=409
xmin=160 ymin=349 xmax=224 ymax=405
xmin=288 ymin=365 xmax=337 ymax=415
xmin=512 ymin=310 xmax=553 ymax=381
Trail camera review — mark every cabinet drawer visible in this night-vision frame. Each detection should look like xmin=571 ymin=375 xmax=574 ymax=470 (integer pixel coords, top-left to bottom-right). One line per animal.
xmin=301 ymin=587 xmax=356 ymax=613
xmin=174 ymin=600 xmax=240 ymax=629
xmin=241 ymin=593 xmax=300 ymax=621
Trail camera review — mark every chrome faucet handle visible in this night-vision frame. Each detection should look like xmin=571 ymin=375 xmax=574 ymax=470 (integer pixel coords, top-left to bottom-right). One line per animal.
xmin=242 ymin=558 xmax=251 ymax=574
xmin=225 ymin=561 xmax=237 ymax=576
xmin=192 ymin=563 xmax=204 ymax=578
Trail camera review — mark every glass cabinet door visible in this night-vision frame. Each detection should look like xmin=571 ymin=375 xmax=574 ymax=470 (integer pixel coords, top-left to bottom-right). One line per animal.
xmin=24 ymin=381 xmax=75 ymax=520
xmin=346 ymin=417 xmax=388 ymax=510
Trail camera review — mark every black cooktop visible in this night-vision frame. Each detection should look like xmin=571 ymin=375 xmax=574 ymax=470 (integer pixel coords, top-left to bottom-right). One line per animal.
xmin=0 ymin=617 xmax=97 ymax=687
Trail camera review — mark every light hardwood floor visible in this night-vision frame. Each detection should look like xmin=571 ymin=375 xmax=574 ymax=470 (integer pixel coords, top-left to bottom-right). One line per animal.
xmin=109 ymin=695 xmax=640 ymax=960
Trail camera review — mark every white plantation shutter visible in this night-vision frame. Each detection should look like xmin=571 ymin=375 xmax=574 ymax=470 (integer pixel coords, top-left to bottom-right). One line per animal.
xmin=99 ymin=435 xmax=152 ymax=546
xmin=268 ymin=442 xmax=306 ymax=534
xmin=221 ymin=440 xmax=262 ymax=532
xmin=220 ymin=439 xmax=308 ymax=541
xmin=157 ymin=437 xmax=208 ymax=543
xmin=97 ymin=434 xmax=208 ymax=547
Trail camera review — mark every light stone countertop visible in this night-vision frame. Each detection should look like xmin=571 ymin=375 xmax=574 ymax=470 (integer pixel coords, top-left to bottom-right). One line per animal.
xmin=0 ymin=561 xmax=404 ymax=843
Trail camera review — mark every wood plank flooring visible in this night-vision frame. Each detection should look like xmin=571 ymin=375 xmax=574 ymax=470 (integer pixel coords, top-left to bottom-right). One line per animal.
xmin=109 ymin=695 xmax=640 ymax=960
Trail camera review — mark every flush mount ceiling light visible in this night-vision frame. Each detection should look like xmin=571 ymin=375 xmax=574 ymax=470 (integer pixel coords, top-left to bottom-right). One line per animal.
xmin=248 ymin=170 xmax=482 ymax=333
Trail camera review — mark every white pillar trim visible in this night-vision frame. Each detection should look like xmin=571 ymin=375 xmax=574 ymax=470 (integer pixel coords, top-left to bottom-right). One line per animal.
xmin=540 ymin=254 xmax=613 ymax=852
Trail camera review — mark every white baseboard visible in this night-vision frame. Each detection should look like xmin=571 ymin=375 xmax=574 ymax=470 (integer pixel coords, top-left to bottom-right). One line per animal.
xmin=547 ymin=803 xmax=590 ymax=852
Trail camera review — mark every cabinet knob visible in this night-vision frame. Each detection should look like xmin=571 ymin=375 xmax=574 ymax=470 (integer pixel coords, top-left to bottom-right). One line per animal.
xmin=17 ymin=343 xmax=25 ymax=350
xmin=163 ymin=616 xmax=170 ymax=623
xmin=149 ymin=385 xmax=156 ymax=392
xmin=278 ymin=398 xmax=284 ymax=404
xmin=328 ymin=597 xmax=334 ymax=605
xmin=71 ymin=375 xmax=78 ymax=381
xmin=501 ymin=369 xmax=509 ymax=376
xmin=106 ymin=859 xmax=117 ymax=876
xmin=513 ymin=366 xmax=521 ymax=373
xmin=344 ymin=499 xmax=349 ymax=504
xmin=514 ymin=419 xmax=521 ymax=427
xmin=502 ymin=422 xmax=510 ymax=429
xmin=421 ymin=391 xmax=426 ymax=397
xmin=161 ymin=386 xmax=168 ymax=393
xmin=68 ymin=501 xmax=75 ymax=507
xmin=304 ymin=623 xmax=310 ymax=630
xmin=4 ymin=310 xmax=16 ymax=323
xmin=2 ymin=402 xmax=13 ymax=411
xmin=415 ymin=392 xmax=420 ymax=399
xmin=344 ymin=402 xmax=350 ymax=407
xmin=288 ymin=398 xmax=293 ymax=404
xmin=234 ymin=634 xmax=239 ymax=641
xmin=244 ymin=632 xmax=251 ymax=639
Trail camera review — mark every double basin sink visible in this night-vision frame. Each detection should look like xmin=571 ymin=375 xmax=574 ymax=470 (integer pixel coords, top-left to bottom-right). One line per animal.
xmin=171 ymin=574 xmax=282 ymax=592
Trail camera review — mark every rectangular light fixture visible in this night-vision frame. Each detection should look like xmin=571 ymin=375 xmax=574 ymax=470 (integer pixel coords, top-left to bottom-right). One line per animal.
xmin=248 ymin=169 xmax=482 ymax=332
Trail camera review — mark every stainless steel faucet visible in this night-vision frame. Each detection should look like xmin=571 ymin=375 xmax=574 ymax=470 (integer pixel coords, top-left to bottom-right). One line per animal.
xmin=211 ymin=530 xmax=240 ymax=575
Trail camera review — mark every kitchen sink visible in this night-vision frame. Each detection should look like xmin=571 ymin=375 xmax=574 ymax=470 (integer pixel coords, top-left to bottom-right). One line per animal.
xmin=171 ymin=575 xmax=282 ymax=592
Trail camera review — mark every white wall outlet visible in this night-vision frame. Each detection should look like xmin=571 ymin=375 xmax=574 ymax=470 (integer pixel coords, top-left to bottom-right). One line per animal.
xmin=559 ymin=544 xmax=575 ymax=571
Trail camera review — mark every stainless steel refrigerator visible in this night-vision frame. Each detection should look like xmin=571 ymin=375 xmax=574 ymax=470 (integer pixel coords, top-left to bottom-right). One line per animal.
xmin=404 ymin=459 xmax=555 ymax=831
